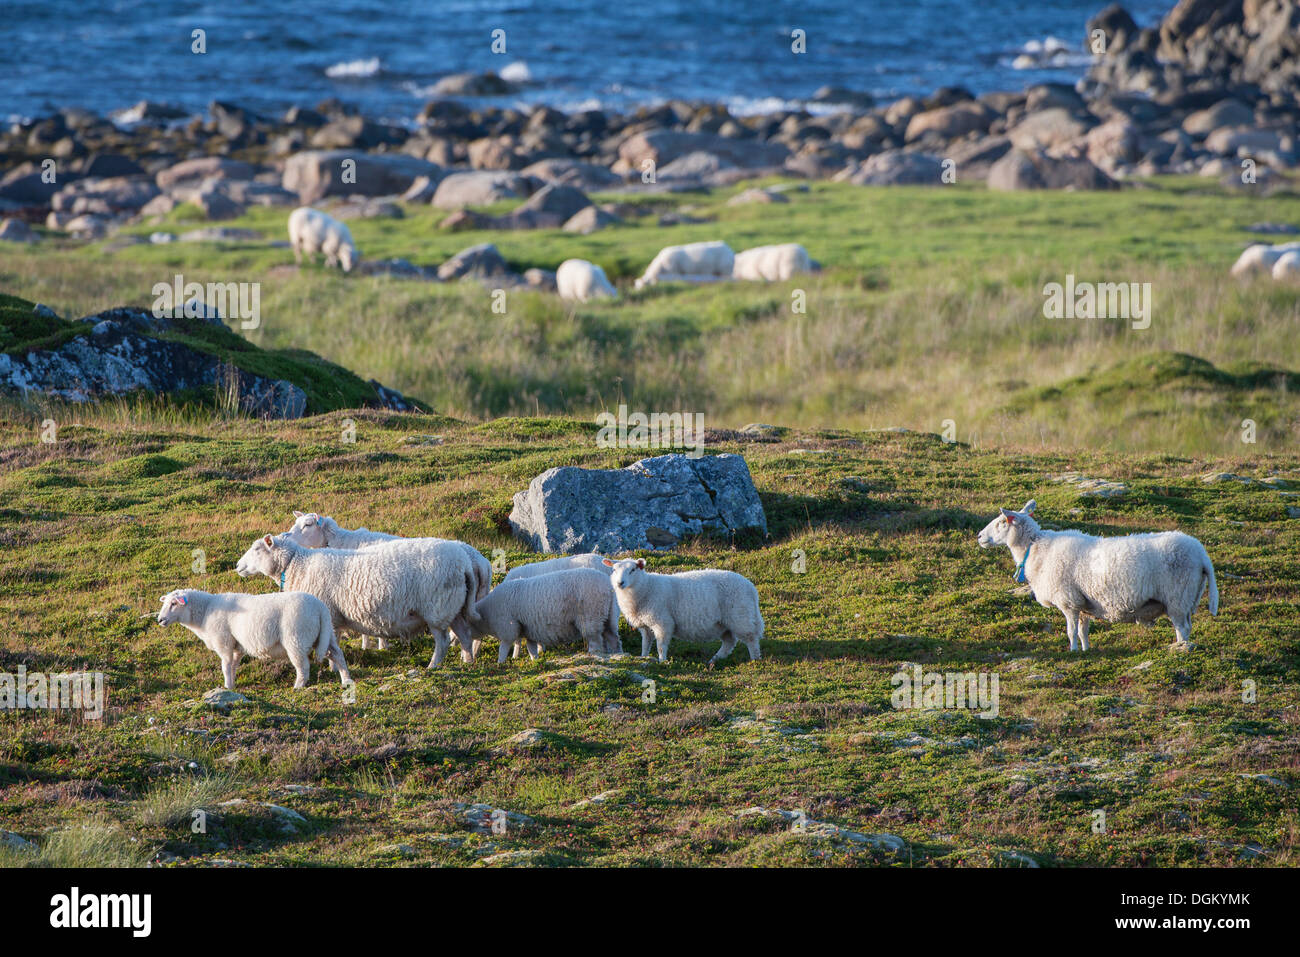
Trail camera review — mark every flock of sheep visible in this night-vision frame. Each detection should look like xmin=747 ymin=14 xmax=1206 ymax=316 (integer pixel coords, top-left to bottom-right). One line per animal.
xmin=155 ymin=500 xmax=1221 ymax=691
xmin=158 ymin=511 xmax=764 ymax=690
xmin=286 ymin=204 xmax=815 ymax=300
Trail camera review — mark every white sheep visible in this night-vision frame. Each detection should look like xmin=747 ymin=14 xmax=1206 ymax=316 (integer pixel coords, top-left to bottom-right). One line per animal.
xmin=468 ymin=568 xmax=621 ymax=663
xmin=604 ymin=558 xmax=763 ymax=665
xmin=732 ymin=243 xmax=814 ymax=282
xmin=504 ymin=553 xmax=621 ymax=654
xmin=236 ymin=534 xmax=475 ymax=668
xmin=634 ymin=240 xmax=735 ymax=289
xmin=288 ymin=206 xmax=359 ymax=272
xmin=1272 ymin=249 xmax=1300 ymax=281
xmin=286 ymin=511 xmax=493 ymax=656
xmin=157 ymin=588 xmax=351 ymax=689
xmin=977 ymin=500 xmax=1218 ymax=652
xmin=1230 ymin=241 xmax=1300 ymax=278
xmin=556 ymin=259 xmax=618 ymax=302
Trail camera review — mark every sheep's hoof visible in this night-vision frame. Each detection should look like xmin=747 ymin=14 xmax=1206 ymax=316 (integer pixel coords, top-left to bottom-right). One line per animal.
xmin=1172 ymin=641 xmax=1194 ymax=652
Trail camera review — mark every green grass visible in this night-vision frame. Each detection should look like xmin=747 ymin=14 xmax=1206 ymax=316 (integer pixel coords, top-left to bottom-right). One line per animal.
xmin=0 ymin=408 xmax=1296 ymax=867
xmin=2 ymin=176 xmax=1299 ymax=452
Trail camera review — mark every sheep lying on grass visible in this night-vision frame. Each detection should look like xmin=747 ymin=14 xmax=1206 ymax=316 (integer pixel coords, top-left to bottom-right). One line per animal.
xmin=288 ymin=206 xmax=359 ymax=272
xmin=157 ymin=588 xmax=351 ymax=689
xmin=634 ymin=240 xmax=734 ymax=289
xmin=236 ymin=534 xmax=475 ymax=668
xmin=604 ymin=558 xmax=763 ymax=666
xmin=1230 ymin=241 xmax=1300 ymax=279
xmin=556 ymin=258 xmax=617 ymax=302
xmin=286 ymin=511 xmax=492 ymax=657
xmin=732 ymin=243 xmax=814 ymax=282
xmin=977 ymin=500 xmax=1218 ymax=652
xmin=504 ymin=553 xmax=621 ymax=654
xmin=468 ymin=568 xmax=620 ymax=663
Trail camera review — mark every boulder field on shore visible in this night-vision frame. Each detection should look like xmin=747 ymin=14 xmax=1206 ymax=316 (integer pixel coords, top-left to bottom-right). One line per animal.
xmin=1 ymin=3 xmax=1297 ymax=244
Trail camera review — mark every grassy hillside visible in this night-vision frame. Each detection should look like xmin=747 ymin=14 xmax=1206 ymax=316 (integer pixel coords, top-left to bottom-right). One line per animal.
xmin=1 ymin=409 xmax=1296 ymax=866
xmin=2 ymin=176 xmax=1298 ymax=452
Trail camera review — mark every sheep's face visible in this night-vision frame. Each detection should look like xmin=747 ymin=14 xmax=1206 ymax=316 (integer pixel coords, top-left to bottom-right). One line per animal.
xmin=287 ymin=511 xmax=327 ymax=548
xmin=157 ymin=591 xmax=191 ymax=626
xmin=978 ymin=500 xmax=1038 ymax=549
xmin=339 ymin=244 xmax=358 ymax=273
xmin=235 ymin=534 xmax=281 ymax=578
xmin=605 ymin=558 xmax=647 ymax=591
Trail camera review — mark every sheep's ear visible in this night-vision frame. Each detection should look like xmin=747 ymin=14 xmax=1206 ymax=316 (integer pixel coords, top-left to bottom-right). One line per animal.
xmin=1022 ymin=500 xmax=1037 ymax=515
xmin=1000 ymin=508 xmax=1015 ymax=522
xmin=263 ymin=534 xmax=274 ymax=547
xmin=293 ymin=510 xmax=305 ymax=518
xmin=602 ymin=558 xmax=614 ymax=567
xmin=635 ymin=558 xmax=646 ymax=569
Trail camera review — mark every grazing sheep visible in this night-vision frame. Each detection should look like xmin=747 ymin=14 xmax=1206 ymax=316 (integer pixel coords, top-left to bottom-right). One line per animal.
xmin=604 ymin=558 xmax=763 ymax=665
xmin=1272 ymin=249 xmax=1300 ymax=282
xmin=285 ymin=511 xmax=493 ymax=656
xmin=1230 ymin=241 xmax=1300 ymax=278
xmin=236 ymin=534 xmax=475 ymax=668
xmin=634 ymin=240 xmax=735 ymax=289
xmin=157 ymin=588 xmax=351 ymax=689
xmin=288 ymin=206 xmax=359 ymax=272
xmin=977 ymin=500 xmax=1218 ymax=652
xmin=468 ymin=568 xmax=620 ymax=663
xmin=732 ymin=243 xmax=814 ymax=282
xmin=556 ymin=258 xmax=618 ymax=302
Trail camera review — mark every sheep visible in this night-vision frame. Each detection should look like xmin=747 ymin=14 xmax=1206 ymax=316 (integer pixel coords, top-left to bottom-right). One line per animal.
xmin=732 ymin=243 xmax=814 ymax=282
xmin=977 ymin=500 xmax=1218 ymax=652
xmin=1230 ymin=241 xmax=1300 ymax=278
xmin=556 ymin=258 xmax=617 ymax=302
xmin=285 ymin=511 xmax=492 ymax=656
xmin=1272 ymin=249 xmax=1300 ymax=282
xmin=504 ymin=553 xmax=621 ymax=654
xmin=633 ymin=241 xmax=734 ymax=289
xmin=468 ymin=568 xmax=620 ymax=663
xmin=288 ymin=206 xmax=359 ymax=272
xmin=235 ymin=534 xmax=475 ymax=668
xmin=604 ymin=558 xmax=763 ymax=666
xmin=156 ymin=588 xmax=351 ymax=690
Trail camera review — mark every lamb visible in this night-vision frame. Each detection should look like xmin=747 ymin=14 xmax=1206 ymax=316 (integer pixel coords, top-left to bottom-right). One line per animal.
xmin=732 ymin=243 xmax=814 ymax=282
xmin=285 ymin=511 xmax=492 ymax=655
xmin=288 ymin=206 xmax=359 ymax=272
xmin=1230 ymin=241 xmax=1300 ymax=278
xmin=468 ymin=568 xmax=620 ymax=663
xmin=504 ymin=553 xmax=621 ymax=654
xmin=633 ymin=241 xmax=734 ymax=289
xmin=556 ymin=258 xmax=617 ymax=302
xmin=1272 ymin=249 xmax=1300 ymax=281
xmin=977 ymin=500 xmax=1218 ymax=652
xmin=604 ymin=558 xmax=763 ymax=665
xmin=156 ymin=588 xmax=351 ymax=689
xmin=236 ymin=534 xmax=475 ymax=668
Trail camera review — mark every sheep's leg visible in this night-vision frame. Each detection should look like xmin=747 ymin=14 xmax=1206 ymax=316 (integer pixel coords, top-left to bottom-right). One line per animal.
xmin=639 ymin=627 xmax=655 ymax=658
xmin=292 ymin=240 xmax=304 ymax=265
xmin=287 ymin=645 xmax=311 ymax=689
xmin=1063 ymin=610 xmax=1079 ymax=652
xmin=742 ymin=632 xmax=762 ymax=661
xmin=472 ymin=639 xmax=482 ymax=659
xmin=708 ymin=632 xmax=738 ymax=669
xmin=1078 ymin=617 xmax=1091 ymax=652
xmin=220 ymin=655 xmax=237 ymax=690
xmin=1170 ymin=613 xmax=1194 ymax=651
xmin=582 ymin=627 xmax=605 ymax=658
xmin=496 ymin=627 xmax=520 ymax=664
xmin=427 ymin=629 xmax=451 ymax=669
xmin=513 ymin=641 xmax=524 ymax=659
xmin=654 ymin=629 xmax=671 ymax=663
xmin=450 ymin=615 xmax=475 ymax=663
xmin=360 ymin=635 xmax=373 ymax=651
xmin=526 ymin=640 xmax=541 ymax=659
xmin=377 ymin=637 xmax=390 ymax=651
xmin=327 ymin=642 xmax=352 ymax=686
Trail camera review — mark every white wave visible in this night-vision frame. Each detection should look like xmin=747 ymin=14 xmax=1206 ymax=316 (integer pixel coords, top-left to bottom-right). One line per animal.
xmin=326 ymin=57 xmax=381 ymax=78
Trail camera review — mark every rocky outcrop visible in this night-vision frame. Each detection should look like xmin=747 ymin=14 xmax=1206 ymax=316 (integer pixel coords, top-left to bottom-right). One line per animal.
xmin=509 ymin=453 xmax=768 ymax=554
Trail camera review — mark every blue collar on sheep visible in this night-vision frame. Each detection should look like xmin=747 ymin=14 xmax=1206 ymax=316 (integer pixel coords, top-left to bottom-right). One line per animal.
xmin=1014 ymin=544 xmax=1032 ymax=584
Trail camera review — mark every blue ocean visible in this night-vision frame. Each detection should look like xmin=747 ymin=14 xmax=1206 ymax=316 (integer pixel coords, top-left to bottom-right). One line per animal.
xmin=3 ymin=0 xmax=1173 ymax=121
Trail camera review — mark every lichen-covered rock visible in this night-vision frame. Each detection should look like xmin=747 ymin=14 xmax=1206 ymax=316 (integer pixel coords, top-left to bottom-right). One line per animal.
xmin=509 ymin=452 xmax=767 ymax=553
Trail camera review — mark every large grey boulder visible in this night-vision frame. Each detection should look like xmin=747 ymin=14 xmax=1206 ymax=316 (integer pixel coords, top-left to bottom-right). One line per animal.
xmin=283 ymin=150 xmax=441 ymax=203
xmin=837 ymin=150 xmax=944 ymax=186
xmin=987 ymin=148 xmax=1117 ymax=190
xmin=616 ymin=129 xmax=789 ymax=171
xmin=510 ymin=453 xmax=767 ymax=554
xmin=432 ymin=170 xmax=537 ymax=209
